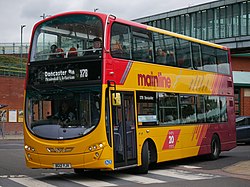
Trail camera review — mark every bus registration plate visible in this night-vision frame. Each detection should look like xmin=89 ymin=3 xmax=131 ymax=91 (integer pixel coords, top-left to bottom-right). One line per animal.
xmin=53 ymin=163 xmax=71 ymax=168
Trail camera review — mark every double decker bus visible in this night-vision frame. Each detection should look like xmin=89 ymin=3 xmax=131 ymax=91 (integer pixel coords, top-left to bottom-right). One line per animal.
xmin=24 ymin=11 xmax=236 ymax=174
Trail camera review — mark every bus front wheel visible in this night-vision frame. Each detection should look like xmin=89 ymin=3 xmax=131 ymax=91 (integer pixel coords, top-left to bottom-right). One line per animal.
xmin=137 ymin=141 xmax=150 ymax=174
xmin=208 ymin=134 xmax=221 ymax=160
xmin=74 ymin=168 xmax=85 ymax=175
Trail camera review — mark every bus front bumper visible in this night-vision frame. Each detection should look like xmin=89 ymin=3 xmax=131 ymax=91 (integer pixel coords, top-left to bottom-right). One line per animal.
xmin=25 ymin=150 xmax=113 ymax=170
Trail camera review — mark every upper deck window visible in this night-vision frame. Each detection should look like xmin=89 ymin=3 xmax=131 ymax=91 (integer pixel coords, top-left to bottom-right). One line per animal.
xmin=111 ymin=23 xmax=132 ymax=59
xmin=30 ymin=14 xmax=103 ymax=62
xmin=132 ymin=27 xmax=154 ymax=63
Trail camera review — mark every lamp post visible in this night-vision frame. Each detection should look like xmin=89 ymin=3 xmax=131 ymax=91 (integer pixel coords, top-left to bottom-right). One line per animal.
xmin=20 ymin=24 xmax=26 ymax=64
xmin=40 ymin=13 xmax=51 ymax=20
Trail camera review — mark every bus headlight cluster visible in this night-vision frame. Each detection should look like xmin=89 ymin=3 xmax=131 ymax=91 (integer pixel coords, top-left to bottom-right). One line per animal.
xmin=87 ymin=143 xmax=104 ymax=152
xmin=24 ymin=145 xmax=35 ymax=152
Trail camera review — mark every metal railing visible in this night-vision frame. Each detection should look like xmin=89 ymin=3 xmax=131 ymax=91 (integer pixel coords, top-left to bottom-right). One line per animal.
xmin=0 ymin=62 xmax=26 ymax=77
xmin=0 ymin=43 xmax=29 ymax=55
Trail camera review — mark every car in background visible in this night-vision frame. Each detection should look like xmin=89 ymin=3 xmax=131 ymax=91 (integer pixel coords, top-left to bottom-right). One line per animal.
xmin=236 ymin=116 xmax=250 ymax=144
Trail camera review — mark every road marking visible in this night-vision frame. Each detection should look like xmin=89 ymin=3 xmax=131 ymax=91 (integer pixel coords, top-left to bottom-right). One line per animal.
xmin=9 ymin=177 xmax=57 ymax=187
xmin=67 ymin=177 xmax=118 ymax=187
xmin=4 ymin=168 xmax=221 ymax=187
xmin=0 ymin=175 xmax=8 ymax=178
xmin=0 ymin=175 xmax=27 ymax=178
xmin=181 ymin=165 xmax=202 ymax=169
xmin=41 ymin=173 xmax=58 ymax=177
xmin=149 ymin=169 xmax=220 ymax=180
xmin=108 ymin=173 xmax=166 ymax=184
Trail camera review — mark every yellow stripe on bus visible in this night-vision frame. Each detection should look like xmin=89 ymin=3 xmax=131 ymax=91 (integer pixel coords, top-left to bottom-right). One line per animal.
xmin=147 ymin=26 xmax=227 ymax=50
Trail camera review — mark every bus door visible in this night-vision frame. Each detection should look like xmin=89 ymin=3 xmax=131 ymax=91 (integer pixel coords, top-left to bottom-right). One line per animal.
xmin=112 ymin=92 xmax=137 ymax=168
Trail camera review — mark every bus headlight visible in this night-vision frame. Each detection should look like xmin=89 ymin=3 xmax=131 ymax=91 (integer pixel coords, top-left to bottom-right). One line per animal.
xmin=24 ymin=145 xmax=35 ymax=152
xmin=86 ymin=143 xmax=104 ymax=153
xmin=99 ymin=143 xmax=104 ymax=148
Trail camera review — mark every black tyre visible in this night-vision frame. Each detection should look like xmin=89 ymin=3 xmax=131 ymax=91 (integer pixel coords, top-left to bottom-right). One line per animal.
xmin=74 ymin=168 xmax=85 ymax=175
xmin=137 ymin=141 xmax=150 ymax=174
xmin=208 ymin=134 xmax=221 ymax=160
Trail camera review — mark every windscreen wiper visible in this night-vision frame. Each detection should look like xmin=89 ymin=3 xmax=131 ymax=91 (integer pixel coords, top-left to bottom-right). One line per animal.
xmin=53 ymin=85 xmax=76 ymax=94
xmin=29 ymin=85 xmax=42 ymax=93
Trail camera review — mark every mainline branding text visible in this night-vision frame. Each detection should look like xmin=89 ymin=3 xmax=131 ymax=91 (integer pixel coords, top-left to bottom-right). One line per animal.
xmin=138 ymin=72 xmax=171 ymax=88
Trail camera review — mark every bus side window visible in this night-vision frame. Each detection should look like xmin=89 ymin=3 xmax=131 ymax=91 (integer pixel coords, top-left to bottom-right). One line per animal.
xmin=205 ymin=96 xmax=220 ymax=123
xmin=180 ymin=95 xmax=197 ymax=124
xmin=216 ymin=49 xmax=230 ymax=75
xmin=202 ymin=45 xmax=217 ymax=73
xmin=111 ymin=23 xmax=132 ymax=59
xmin=175 ymin=38 xmax=191 ymax=68
xmin=132 ymin=27 xmax=154 ymax=63
xmin=192 ymin=43 xmax=202 ymax=70
xmin=166 ymin=50 xmax=175 ymax=66
xmin=164 ymin=36 xmax=176 ymax=66
xmin=154 ymin=33 xmax=175 ymax=66
xmin=158 ymin=93 xmax=179 ymax=125
xmin=156 ymin=48 xmax=167 ymax=64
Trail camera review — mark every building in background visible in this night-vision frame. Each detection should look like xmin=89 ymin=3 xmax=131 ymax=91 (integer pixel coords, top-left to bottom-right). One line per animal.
xmin=0 ymin=55 xmax=26 ymax=136
xmin=134 ymin=0 xmax=250 ymax=116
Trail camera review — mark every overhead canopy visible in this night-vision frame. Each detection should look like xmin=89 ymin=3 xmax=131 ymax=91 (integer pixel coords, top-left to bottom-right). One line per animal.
xmin=233 ymin=71 xmax=250 ymax=87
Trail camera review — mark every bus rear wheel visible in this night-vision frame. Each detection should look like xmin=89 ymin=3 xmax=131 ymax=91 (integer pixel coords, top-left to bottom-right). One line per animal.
xmin=208 ymin=134 xmax=221 ymax=160
xmin=137 ymin=141 xmax=150 ymax=174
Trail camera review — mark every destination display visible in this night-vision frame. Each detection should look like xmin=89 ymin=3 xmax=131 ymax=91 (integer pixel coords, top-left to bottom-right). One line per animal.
xmin=136 ymin=91 xmax=156 ymax=103
xmin=28 ymin=60 xmax=101 ymax=85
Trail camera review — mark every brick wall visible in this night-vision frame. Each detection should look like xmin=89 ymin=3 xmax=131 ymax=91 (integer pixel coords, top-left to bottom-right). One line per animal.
xmin=240 ymin=88 xmax=250 ymax=116
xmin=232 ymin=57 xmax=250 ymax=116
xmin=0 ymin=76 xmax=24 ymax=135
xmin=231 ymin=57 xmax=250 ymax=72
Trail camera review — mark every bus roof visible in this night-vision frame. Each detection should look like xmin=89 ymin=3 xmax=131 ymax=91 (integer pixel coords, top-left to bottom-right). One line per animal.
xmin=33 ymin=11 xmax=108 ymax=31
xmin=35 ymin=11 xmax=228 ymax=51
xmin=114 ymin=16 xmax=228 ymax=50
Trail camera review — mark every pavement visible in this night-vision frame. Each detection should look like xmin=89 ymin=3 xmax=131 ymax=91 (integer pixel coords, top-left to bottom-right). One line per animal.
xmin=223 ymin=160 xmax=250 ymax=177
xmin=0 ymin=134 xmax=23 ymax=140
xmin=0 ymin=134 xmax=249 ymax=178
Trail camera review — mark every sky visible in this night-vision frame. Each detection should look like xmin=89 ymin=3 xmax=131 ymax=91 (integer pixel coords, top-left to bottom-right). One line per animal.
xmin=0 ymin=0 xmax=216 ymax=43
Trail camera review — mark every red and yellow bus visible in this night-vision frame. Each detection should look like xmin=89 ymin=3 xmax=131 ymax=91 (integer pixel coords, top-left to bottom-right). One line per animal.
xmin=24 ymin=11 xmax=236 ymax=174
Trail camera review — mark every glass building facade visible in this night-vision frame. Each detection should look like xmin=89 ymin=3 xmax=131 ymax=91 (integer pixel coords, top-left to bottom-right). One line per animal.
xmin=134 ymin=0 xmax=250 ymax=50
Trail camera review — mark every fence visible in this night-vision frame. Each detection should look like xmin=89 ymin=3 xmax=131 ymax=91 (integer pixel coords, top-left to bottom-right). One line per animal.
xmin=0 ymin=61 xmax=26 ymax=77
xmin=0 ymin=43 xmax=29 ymax=55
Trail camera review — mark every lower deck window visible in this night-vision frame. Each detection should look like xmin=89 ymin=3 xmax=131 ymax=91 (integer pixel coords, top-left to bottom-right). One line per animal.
xmin=158 ymin=93 xmax=179 ymax=125
xmin=136 ymin=91 xmax=228 ymax=126
xmin=137 ymin=92 xmax=157 ymax=125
